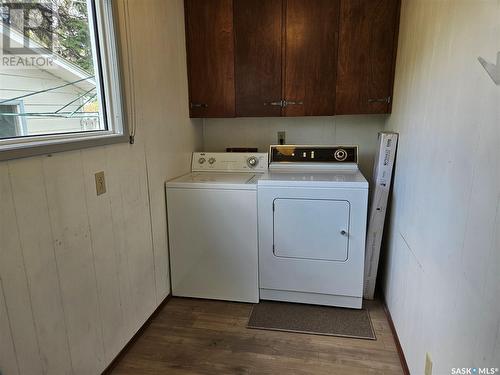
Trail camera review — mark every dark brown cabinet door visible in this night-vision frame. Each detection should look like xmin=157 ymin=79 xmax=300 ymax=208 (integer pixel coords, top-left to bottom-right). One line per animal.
xmin=283 ymin=0 xmax=340 ymax=117
xmin=185 ymin=0 xmax=235 ymax=117
xmin=335 ymin=0 xmax=400 ymax=115
xmin=234 ymin=0 xmax=283 ymax=117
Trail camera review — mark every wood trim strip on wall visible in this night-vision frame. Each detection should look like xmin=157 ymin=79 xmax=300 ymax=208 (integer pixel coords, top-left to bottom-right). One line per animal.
xmin=101 ymin=294 xmax=172 ymax=374
xmin=388 ymin=0 xmax=402 ymax=113
xmin=382 ymin=299 xmax=411 ymax=375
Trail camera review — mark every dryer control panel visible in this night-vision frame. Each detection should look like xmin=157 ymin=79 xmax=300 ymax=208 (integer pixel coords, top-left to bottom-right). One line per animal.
xmin=270 ymin=145 xmax=358 ymax=164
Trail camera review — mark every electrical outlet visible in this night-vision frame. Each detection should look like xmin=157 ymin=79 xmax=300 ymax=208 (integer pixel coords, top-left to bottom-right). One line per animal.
xmin=95 ymin=171 xmax=106 ymax=196
xmin=278 ymin=131 xmax=286 ymax=145
xmin=425 ymin=353 xmax=433 ymax=375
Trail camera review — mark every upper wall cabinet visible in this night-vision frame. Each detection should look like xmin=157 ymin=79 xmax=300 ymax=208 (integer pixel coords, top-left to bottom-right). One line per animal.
xmin=283 ymin=0 xmax=340 ymax=117
xmin=234 ymin=0 xmax=340 ymax=117
xmin=185 ymin=0 xmax=235 ymax=117
xmin=335 ymin=0 xmax=401 ymax=115
xmin=234 ymin=0 xmax=283 ymax=117
xmin=184 ymin=0 xmax=400 ymax=118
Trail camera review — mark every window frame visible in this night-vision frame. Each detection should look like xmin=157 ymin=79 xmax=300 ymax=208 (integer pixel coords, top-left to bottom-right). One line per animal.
xmin=0 ymin=99 xmax=28 ymax=137
xmin=0 ymin=0 xmax=128 ymax=161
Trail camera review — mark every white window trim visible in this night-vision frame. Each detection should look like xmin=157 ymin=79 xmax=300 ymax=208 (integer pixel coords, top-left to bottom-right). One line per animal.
xmin=0 ymin=99 xmax=28 ymax=136
xmin=0 ymin=0 xmax=128 ymax=161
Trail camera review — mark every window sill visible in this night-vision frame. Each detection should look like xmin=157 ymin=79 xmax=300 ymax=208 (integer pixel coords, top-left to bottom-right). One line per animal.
xmin=0 ymin=132 xmax=130 ymax=161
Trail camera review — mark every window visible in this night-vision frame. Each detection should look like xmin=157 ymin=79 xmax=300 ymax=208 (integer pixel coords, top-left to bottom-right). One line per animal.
xmin=0 ymin=0 xmax=127 ymax=160
xmin=0 ymin=100 xmax=27 ymax=138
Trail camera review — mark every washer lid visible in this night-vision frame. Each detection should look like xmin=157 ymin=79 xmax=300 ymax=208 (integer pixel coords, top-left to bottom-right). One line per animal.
xmin=166 ymin=172 xmax=259 ymax=190
xmin=257 ymin=170 xmax=368 ymax=188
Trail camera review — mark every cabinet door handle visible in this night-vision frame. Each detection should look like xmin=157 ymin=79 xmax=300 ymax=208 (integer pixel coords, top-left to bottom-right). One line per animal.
xmin=284 ymin=100 xmax=304 ymax=106
xmin=285 ymin=100 xmax=304 ymax=106
xmin=190 ymin=103 xmax=208 ymax=109
xmin=264 ymin=100 xmax=284 ymax=107
xmin=368 ymin=97 xmax=391 ymax=104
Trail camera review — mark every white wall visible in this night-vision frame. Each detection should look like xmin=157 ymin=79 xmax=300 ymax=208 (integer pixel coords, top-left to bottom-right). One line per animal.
xmin=203 ymin=116 xmax=386 ymax=182
xmin=0 ymin=1 xmax=202 ymax=374
xmin=382 ymin=1 xmax=500 ymax=374
xmin=0 ymin=70 xmax=90 ymax=135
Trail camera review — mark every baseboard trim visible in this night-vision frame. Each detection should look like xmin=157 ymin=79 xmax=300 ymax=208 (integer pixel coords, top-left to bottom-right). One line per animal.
xmin=101 ymin=294 xmax=172 ymax=374
xmin=382 ymin=299 xmax=411 ymax=375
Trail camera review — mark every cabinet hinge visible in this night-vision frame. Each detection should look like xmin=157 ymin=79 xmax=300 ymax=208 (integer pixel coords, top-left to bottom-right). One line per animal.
xmin=190 ymin=102 xmax=208 ymax=109
xmin=368 ymin=96 xmax=391 ymax=104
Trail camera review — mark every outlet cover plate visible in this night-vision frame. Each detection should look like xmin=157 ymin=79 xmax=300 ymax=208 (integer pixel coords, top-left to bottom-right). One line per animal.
xmin=425 ymin=353 xmax=433 ymax=375
xmin=278 ymin=131 xmax=286 ymax=145
xmin=95 ymin=171 xmax=106 ymax=196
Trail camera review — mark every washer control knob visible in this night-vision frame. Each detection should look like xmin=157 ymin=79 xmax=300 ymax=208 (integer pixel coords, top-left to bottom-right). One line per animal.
xmin=208 ymin=157 xmax=216 ymax=165
xmin=198 ymin=157 xmax=206 ymax=164
xmin=334 ymin=149 xmax=348 ymax=162
xmin=247 ymin=156 xmax=259 ymax=168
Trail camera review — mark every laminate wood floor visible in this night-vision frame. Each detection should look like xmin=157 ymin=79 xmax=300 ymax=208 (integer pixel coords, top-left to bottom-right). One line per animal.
xmin=109 ymin=298 xmax=404 ymax=375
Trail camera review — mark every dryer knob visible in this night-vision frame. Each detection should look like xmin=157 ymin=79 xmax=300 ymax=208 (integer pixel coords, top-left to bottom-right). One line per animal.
xmin=208 ymin=157 xmax=216 ymax=165
xmin=247 ymin=156 xmax=259 ymax=168
xmin=334 ymin=149 xmax=348 ymax=162
xmin=198 ymin=157 xmax=206 ymax=164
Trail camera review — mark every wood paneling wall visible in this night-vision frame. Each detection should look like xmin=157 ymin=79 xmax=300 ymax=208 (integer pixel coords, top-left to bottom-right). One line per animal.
xmin=0 ymin=1 xmax=202 ymax=374
xmin=382 ymin=0 xmax=500 ymax=374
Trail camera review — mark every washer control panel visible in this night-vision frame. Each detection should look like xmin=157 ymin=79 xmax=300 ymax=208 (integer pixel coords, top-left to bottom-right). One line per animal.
xmin=192 ymin=152 xmax=269 ymax=172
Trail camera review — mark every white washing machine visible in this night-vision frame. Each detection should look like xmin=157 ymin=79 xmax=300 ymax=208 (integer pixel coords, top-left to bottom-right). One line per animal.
xmin=166 ymin=152 xmax=268 ymax=303
xmin=258 ymin=145 xmax=368 ymax=309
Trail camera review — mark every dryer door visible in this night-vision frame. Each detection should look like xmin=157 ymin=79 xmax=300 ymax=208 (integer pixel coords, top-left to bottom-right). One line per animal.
xmin=273 ymin=198 xmax=350 ymax=261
